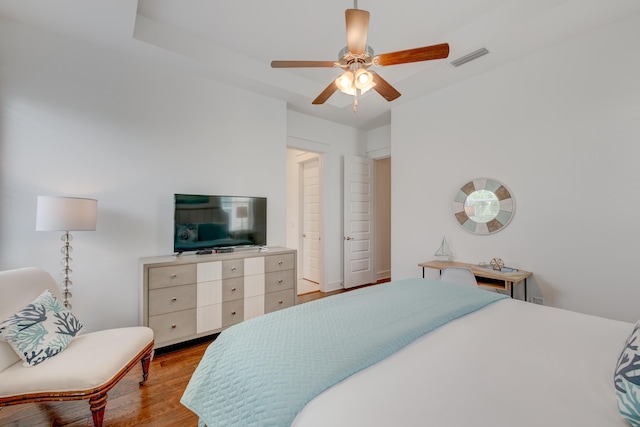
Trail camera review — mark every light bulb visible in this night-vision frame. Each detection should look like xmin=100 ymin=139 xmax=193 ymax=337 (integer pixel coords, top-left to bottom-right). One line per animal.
xmin=356 ymin=70 xmax=369 ymax=85
xmin=335 ymin=71 xmax=355 ymax=95
xmin=337 ymin=72 xmax=352 ymax=88
xmin=354 ymin=69 xmax=373 ymax=90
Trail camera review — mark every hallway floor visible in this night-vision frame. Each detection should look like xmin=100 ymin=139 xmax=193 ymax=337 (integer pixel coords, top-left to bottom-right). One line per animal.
xmin=297 ymin=278 xmax=320 ymax=295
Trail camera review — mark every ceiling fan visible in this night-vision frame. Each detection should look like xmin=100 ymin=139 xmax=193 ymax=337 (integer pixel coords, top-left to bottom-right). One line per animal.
xmin=271 ymin=1 xmax=450 ymax=111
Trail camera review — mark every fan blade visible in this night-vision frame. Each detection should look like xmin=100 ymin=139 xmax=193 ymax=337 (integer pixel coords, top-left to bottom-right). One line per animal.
xmin=371 ymin=72 xmax=401 ymax=102
xmin=376 ymin=43 xmax=450 ymax=66
xmin=345 ymin=9 xmax=369 ymax=55
xmin=271 ymin=60 xmax=337 ymax=68
xmin=312 ymin=81 xmax=339 ymax=104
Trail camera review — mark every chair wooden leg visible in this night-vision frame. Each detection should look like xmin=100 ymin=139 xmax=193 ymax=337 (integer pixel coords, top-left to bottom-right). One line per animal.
xmin=89 ymin=393 xmax=108 ymax=427
xmin=139 ymin=350 xmax=152 ymax=385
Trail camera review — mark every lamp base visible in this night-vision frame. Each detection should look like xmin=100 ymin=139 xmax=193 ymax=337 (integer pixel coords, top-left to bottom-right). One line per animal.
xmin=60 ymin=231 xmax=73 ymax=309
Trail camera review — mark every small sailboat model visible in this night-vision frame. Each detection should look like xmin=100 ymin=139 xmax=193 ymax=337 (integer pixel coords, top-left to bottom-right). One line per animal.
xmin=434 ymin=236 xmax=454 ymax=261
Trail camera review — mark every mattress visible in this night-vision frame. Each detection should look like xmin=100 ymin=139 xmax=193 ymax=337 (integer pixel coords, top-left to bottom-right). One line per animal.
xmin=292 ymin=297 xmax=632 ymax=427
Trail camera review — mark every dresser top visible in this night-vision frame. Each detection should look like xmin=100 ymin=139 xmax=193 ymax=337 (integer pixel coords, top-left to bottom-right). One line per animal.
xmin=140 ymin=247 xmax=295 ymax=267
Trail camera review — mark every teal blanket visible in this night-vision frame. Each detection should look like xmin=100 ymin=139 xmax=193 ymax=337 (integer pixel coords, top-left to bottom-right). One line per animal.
xmin=181 ymin=278 xmax=507 ymax=427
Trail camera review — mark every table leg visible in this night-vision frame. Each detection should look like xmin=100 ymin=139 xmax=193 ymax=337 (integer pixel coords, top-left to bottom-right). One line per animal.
xmin=509 ymin=281 xmax=514 ymax=298
xmin=524 ymin=278 xmax=527 ymax=302
xmin=422 ymin=267 xmax=425 ymax=278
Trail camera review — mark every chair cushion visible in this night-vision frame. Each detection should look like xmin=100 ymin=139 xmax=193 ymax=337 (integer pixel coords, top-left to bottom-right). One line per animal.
xmin=0 ymin=289 xmax=83 ymax=367
xmin=0 ymin=326 xmax=153 ymax=398
xmin=614 ymin=320 xmax=640 ymax=425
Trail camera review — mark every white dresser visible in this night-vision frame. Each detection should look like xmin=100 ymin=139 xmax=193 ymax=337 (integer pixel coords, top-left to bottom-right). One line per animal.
xmin=140 ymin=247 xmax=297 ymax=349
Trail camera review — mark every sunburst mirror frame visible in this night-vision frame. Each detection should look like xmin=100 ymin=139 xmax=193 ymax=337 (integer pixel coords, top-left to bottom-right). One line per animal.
xmin=452 ymin=178 xmax=515 ymax=235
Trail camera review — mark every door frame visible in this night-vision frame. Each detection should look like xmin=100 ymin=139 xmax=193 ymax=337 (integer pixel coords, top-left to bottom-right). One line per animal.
xmin=287 ymin=145 xmax=326 ymax=293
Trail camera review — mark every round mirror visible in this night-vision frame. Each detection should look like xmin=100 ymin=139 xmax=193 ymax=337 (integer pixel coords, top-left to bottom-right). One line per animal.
xmin=464 ymin=190 xmax=500 ymax=223
xmin=452 ymin=178 xmax=514 ymax=235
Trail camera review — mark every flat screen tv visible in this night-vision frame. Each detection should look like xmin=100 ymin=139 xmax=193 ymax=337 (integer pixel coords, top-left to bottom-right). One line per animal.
xmin=173 ymin=194 xmax=267 ymax=253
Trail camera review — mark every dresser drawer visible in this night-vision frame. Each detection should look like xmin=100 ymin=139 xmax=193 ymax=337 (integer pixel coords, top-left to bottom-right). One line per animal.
xmin=265 ymin=253 xmax=295 ymax=273
xmin=265 ymin=289 xmax=294 ymax=313
xmin=149 ymin=309 xmax=196 ymax=344
xmin=148 ymin=284 xmax=196 ymax=316
xmin=148 ymin=264 xmax=196 ymax=289
xmin=221 ymin=299 xmax=244 ymax=328
xmin=265 ymin=271 xmax=294 ymax=294
xmin=221 ymin=277 xmax=244 ymax=302
xmin=222 ymin=259 xmax=244 ymax=279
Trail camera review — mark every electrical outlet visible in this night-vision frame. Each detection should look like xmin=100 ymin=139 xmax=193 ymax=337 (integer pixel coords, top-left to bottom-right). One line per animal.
xmin=532 ymin=297 xmax=544 ymax=305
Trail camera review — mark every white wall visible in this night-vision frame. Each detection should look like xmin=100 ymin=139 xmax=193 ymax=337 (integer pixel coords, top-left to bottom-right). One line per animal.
xmin=392 ymin=13 xmax=640 ymax=322
xmin=287 ymin=111 xmax=366 ymax=291
xmin=367 ymin=125 xmax=391 ymax=159
xmin=0 ymin=18 xmax=287 ymax=331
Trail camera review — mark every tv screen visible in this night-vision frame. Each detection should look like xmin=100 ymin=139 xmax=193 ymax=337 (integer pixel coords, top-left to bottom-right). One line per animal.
xmin=173 ymin=194 xmax=267 ymax=253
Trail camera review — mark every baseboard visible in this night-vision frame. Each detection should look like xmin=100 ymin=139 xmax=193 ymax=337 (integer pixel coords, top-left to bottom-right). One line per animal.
xmin=376 ymin=270 xmax=391 ymax=281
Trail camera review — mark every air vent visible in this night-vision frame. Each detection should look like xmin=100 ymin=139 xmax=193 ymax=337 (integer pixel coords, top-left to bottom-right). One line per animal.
xmin=450 ymin=48 xmax=489 ymax=67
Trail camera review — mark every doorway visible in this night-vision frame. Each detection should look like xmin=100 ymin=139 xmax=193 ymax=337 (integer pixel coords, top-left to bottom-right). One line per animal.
xmin=374 ymin=157 xmax=391 ymax=282
xmin=300 ymin=155 xmax=321 ymax=292
xmin=286 ymin=149 xmax=323 ymax=295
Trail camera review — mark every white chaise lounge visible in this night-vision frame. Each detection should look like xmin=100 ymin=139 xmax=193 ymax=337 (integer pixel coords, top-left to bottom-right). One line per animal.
xmin=0 ymin=267 xmax=154 ymax=427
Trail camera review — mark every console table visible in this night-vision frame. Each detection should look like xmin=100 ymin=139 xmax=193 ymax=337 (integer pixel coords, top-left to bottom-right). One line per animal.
xmin=418 ymin=260 xmax=532 ymax=301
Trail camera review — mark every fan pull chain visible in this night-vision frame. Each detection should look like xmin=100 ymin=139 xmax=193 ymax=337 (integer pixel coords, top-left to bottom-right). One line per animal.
xmin=353 ymin=91 xmax=358 ymax=113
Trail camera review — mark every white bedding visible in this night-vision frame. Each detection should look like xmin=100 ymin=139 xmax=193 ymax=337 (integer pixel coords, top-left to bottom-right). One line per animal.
xmin=292 ymin=298 xmax=632 ymax=427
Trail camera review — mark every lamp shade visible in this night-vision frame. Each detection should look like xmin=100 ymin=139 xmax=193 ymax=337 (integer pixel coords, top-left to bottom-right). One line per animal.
xmin=36 ymin=196 xmax=98 ymax=231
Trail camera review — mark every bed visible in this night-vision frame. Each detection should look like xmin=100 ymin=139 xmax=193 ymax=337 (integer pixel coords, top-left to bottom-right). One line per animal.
xmin=180 ymin=278 xmax=640 ymax=427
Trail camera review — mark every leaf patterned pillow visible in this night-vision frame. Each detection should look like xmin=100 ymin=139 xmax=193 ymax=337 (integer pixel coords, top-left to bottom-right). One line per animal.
xmin=0 ymin=289 xmax=84 ymax=367
xmin=614 ymin=321 xmax=640 ymax=426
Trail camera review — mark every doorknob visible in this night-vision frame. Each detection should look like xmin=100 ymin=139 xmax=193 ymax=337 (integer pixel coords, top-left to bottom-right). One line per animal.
xmin=345 ymin=236 xmax=354 ymax=241
xmin=302 ymin=234 xmax=306 ymax=237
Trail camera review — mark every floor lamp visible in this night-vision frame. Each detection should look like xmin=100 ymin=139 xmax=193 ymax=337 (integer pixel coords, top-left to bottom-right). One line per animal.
xmin=35 ymin=196 xmax=98 ymax=309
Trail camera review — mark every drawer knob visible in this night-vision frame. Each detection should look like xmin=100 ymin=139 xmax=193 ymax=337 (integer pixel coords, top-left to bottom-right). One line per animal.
xmin=278 ymin=300 xmax=284 ymax=304
xmin=231 ymin=267 xmax=237 ymax=271
xmin=278 ymin=261 xmax=283 ymax=265
xmin=171 ymin=324 xmax=177 ymax=329
xmin=278 ymin=279 xmax=283 ymax=284
xmin=171 ymin=297 xmax=177 ymax=302
xmin=231 ymin=287 xmax=236 ymax=292
xmin=231 ymin=311 xmax=237 ymax=316
xmin=171 ymin=274 xmax=177 ymax=279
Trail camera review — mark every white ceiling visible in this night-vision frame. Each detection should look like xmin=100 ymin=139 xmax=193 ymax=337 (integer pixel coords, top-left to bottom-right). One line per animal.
xmin=1 ymin=0 xmax=639 ymax=130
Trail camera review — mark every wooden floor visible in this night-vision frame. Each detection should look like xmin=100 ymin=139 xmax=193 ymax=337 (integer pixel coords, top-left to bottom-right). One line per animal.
xmin=0 ymin=281 xmax=386 ymax=426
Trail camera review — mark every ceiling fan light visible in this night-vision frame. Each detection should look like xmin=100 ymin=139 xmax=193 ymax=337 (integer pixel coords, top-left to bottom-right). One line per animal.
xmin=354 ymin=69 xmax=372 ymax=89
xmin=360 ymin=81 xmax=375 ymax=94
xmin=335 ymin=71 xmax=355 ymax=94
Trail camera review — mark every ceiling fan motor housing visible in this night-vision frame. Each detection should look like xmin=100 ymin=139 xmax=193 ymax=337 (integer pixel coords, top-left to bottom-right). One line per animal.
xmin=338 ymin=45 xmax=375 ymax=68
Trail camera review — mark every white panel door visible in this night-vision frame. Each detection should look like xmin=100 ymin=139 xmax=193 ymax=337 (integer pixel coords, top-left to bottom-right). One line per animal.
xmin=302 ymin=157 xmax=321 ymax=283
xmin=343 ymin=156 xmax=375 ymax=289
